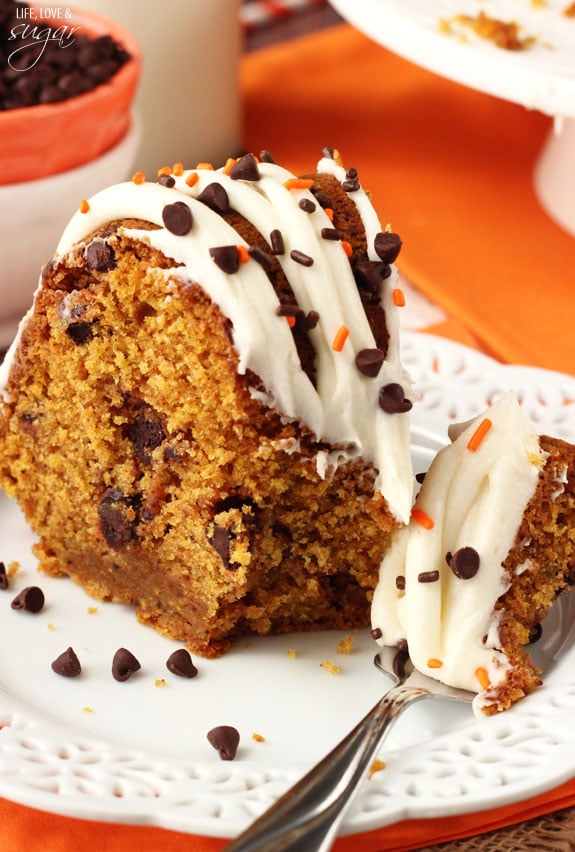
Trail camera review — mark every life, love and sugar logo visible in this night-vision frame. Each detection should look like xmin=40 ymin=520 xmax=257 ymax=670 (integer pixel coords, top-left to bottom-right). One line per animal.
xmin=6 ymin=1 xmax=81 ymax=72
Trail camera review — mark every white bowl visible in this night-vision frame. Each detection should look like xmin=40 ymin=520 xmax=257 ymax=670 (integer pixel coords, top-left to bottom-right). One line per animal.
xmin=0 ymin=113 xmax=141 ymax=349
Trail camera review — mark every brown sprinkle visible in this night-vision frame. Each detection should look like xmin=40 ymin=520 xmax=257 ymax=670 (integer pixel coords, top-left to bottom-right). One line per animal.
xmin=0 ymin=562 xmax=8 ymax=590
xmin=418 ymin=570 xmax=440 ymax=583
xmin=290 ymin=249 xmax=314 ymax=267
xmin=270 ymin=229 xmax=285 ymax=255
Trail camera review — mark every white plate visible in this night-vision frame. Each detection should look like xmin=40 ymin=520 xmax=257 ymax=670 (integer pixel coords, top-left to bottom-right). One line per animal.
xmin=329 ymin=0 xmax=575 ymax=117
xmin=1 ymin=331 xmax=575 ymax=839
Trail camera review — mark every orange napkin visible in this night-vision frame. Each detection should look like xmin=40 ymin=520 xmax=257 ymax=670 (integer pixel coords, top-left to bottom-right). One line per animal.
xmin=241 ymin=22 xmax=575 ymax=375
xmin=2 ymin=21 xmax=574 ymax=852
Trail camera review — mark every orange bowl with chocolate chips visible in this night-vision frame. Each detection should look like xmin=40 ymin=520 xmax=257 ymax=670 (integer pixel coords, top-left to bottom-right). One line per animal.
xmin=0 ymin=3 xmax=140 ymax=185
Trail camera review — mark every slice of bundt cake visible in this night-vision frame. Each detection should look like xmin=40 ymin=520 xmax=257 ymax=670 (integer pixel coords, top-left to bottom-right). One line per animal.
xmin=0 ymin=148 xmax=414 ymax=657
xmin=371 ymin=392 xmax=575 ymax=714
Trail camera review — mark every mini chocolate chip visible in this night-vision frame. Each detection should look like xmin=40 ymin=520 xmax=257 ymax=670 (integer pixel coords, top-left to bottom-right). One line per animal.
xmin=124 ymin=413 xmax=166 ymax=465
xmin=374 ymin=232 xmax=402 ymax=263
xmin=112 ymin=648 xmax=141 ymax=682
xmin=248 ymin=245 xmax=275 ymax=272
xmin=378 ymin=383 xmax=412 ymax=414
xmin=343 ymin=178 xmax=360 ymax=192
xmin=270 ymin=229 xmax=285 ymax=255
xmin=197 ymin=182 xmax=230 ymax=214
xmin=162 ymin=201 xmax=193 ymax=236
xmin=65 ymin=321 xmax=94 ymax=345
xmin=305 ymin=311 xmax=320 ymax=329
xmin=418 ymin=570 xmax=440 ymax=583
xmin=298 ymin=198 xmax=316 ymax=213
xmin=85 ymin=239 xmax=116 ymax=271
xmin=321 ymin=227 xmax=342 ymax=241
xmin=209 ymin=245 xmax=240 ymax=274
xmin=450 ymin=547 xmax=480 ymax=580
xmin=52 ymin=647 xmax=82 ymax=678
xmin=276 ymin=304 xmax=303 ymax=321
xmin=157 ymin=173 xmax=176 ymax=188
xmin=355 ymin=348 xmax=385 ymax=378
xmin=166 ymin=648 xmax=198 ymax=678
xmin=528 ymin=623 xmax=543 ymax=644
xmin=11 ymin=586 xmax=44 ymax=613
xmin=290 ymin=249 xmax=314 ymax=267
xmin=371 ymin=627 xmax=382 ymax=640
xmin=415 ymin=472 xmax=427 ymax=484
xmin=396 ymin=638 xmax=409 ymax=653
xmin=395 ymin=575 xmax=406 ymax=591
xmin=230 ymin=152 xmax=261 ymax=181
xmin=259 ymin=149 xmax=276 ymax=164
xmin=322 ymin=145 xmax=335 ymax=159
xmin=207 ymin=725 xmax=240 ymax=760
xmin=0 ymin=562 xmax=9 ymax=590
xmin=354 ymin=259 xmax=391 ymax=293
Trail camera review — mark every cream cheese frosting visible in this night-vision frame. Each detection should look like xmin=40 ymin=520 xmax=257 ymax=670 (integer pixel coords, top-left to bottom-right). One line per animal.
xmin=0 ymin=153 xmax=414 ymax=522
xmin=371 ymin=392 xmax=546 ymax=714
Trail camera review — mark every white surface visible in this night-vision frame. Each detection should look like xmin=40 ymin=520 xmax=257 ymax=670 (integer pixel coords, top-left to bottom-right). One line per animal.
xmin=329 ymin=0 xmax=575 ymax=117
xmin=1 ymin=332 xmax=575 ymax=839
xmin=0 ymin=114 xmax=141 ymax=350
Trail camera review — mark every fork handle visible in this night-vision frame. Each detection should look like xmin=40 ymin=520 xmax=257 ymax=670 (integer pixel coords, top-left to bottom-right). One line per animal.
xmin=225 ymin=684 xmax=428 ymax=852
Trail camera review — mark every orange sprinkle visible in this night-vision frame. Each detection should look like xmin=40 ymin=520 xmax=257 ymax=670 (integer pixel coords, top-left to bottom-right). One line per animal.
xmin=341 ymin=240 xmax=353 ymax=258
xmin=393 ymin=288 xmax=406 ymax=307
xmin=237 ymin=245 xmax=250 ymax=264
xmin=131 ymin=171 xmax=145 ymax=185
xmin=285 ymin=315 xmax=296 ymax=329
xmin=467 ymin=418 xmax=493 ymax=452
xmin=172 ymin=162 xmax=184 ymax=176
xmin=475 ymin=667 xmax=490 ymax=690
xmin=411 ymin=508 xmax=434 ymax=529
xmin=79 ymin=199 xmax=90 ymax=214
xmin=332 ymin=325 xmax=350 ymax=352
xmin=196 ymin=162 xmax=214 ymax=170
xmin=284 ymin=177 xmax=315 ymax=191
xmin=157 ymin=165 xmax=172 ymax=176
xmin=185 ymin=172 xmax=199 ymax=188
xmin=324 ymin=208 xmax=334 ymax=222
xmin=427 ymin=658 xmax=443 ymax=669
xmin=223 ymin=157 xmax=238 ymax=175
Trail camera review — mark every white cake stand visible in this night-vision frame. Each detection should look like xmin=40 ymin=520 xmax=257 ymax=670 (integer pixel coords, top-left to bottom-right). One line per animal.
xmin=329 ymin=0 xmax=575 ymax=236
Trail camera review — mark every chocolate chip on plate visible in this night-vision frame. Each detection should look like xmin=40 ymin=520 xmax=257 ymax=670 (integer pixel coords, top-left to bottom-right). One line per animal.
xmin=11 ymin=586 xmax=45 ymax=613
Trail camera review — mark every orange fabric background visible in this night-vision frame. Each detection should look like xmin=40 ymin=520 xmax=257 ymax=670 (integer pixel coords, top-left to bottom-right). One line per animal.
xmin=2 ymin=20 xmax=574 ymax=852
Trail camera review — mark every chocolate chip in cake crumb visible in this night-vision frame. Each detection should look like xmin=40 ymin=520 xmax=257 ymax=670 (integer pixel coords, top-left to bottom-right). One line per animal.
xmin=197 ymin=182 xmax=230 ymax=214
xmin=374 ymin=232 xmax=402 ymax=264
xmin=418 ymin=570 xmax=440 ymax=583
xmin=207 ymin=725 xmax=240 ymax=760
xmin=11 ymin=586 xmax=45 ymax=613
xmin=378 ymin=383 xmax=412 ymax=414
xmin=85 ymin=239 xmax=116 ymax=272
xmin=0 ymin=562 xmax=8 ymax=590
xmin=166 ymin=648 xmax=198 ymax=678
xmin=65 ymin=321 xmax=95 ymax=345
xmin=98 ymin=488 xmax=140 ymax=549
xmin=270 ymin=229 xmax=285 ymax=255
xmin=124 ymin=412 xmax=167 ymax=465
xmin=356 ymin=348 xmax=385 ymax=378
xmin=298 ymin=198 xmax=316 ymax=213
xmin=528 ymin=622 xmax=543 ymax=644
xmin=209 ymin=245 xmax=240 ymax=274
xmin=290 ymin=249 xmax=314 ymax=267
xmin=207 ymin=525 xmax=236 ymax=569
xmin=157 ymin=173 xmax=176 ymax=188
xmin=230 ymin=153 xmax=261 ymax=181
xmin=51 ymin=647 xmax=82 ymax=678
xmin=450 ymin=546 xmax=480 ymax=580
xmin=112 ymin=647 xmax=141 ymax=682
xmin=162 ymin=201 xmax=193 ymax=236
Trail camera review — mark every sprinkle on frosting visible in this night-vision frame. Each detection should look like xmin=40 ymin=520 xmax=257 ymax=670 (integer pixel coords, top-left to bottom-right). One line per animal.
xmin=79 ymin=199 xmax=90 ymax=214
xmin=467 ymin=417 xmax=493 ymax=452
xmin=290 ymin=249 xmax=314 ymax=267
xmin=332 ymin=325 xmax=350 ymax=352
xmin=411 ymin=508 xmax=434 ymax=529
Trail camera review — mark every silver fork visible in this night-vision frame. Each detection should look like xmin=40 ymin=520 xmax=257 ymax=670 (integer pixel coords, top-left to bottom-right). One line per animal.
xmin=226 ymin=647 xmax=473 ymax=852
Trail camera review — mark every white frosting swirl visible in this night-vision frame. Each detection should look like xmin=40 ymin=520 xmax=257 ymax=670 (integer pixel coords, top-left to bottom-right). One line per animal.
xmin=0 ymin=155 xmax=414 ymax=522
xmin=371 ymin=392 xmax=546 ymax=713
